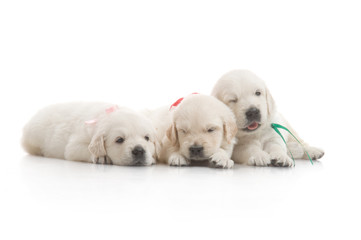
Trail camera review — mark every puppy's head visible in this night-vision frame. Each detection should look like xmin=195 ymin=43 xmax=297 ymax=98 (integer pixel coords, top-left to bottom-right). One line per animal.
xmin=211 ymin=70 xmax=275 ymax=135
xmin=167 ymin=94 xmax=237 ymax=160
xmin=88 ymin=108 xmax=157 ymax=166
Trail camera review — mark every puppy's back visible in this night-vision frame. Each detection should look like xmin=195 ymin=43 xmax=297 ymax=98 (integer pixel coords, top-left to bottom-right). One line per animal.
xmin=22 ymin=102 xmax=112 ymax=158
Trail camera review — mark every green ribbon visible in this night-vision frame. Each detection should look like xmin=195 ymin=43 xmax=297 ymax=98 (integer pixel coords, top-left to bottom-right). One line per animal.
xmin=271 ymin=123 xmax=313 ymax=165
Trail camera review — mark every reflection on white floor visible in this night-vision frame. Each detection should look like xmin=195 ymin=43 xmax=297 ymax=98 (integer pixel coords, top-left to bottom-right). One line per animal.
xmin=1 ymin=153 xmax=359 ymax=240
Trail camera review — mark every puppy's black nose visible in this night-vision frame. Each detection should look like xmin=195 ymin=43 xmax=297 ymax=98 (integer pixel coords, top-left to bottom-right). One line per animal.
xmin=246 ymin=107 xmax=261 ymax=121
xmin=189 ymin=145 xmax=204 ymax=157
xmin=132 ymin=145 xmax=145 ymax=158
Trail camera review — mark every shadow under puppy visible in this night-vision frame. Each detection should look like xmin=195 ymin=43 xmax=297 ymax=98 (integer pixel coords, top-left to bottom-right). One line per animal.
xmin=147 ymin=94 xmax=237 ymax=168
xmin=22 ymin=102 xmax=157 ymax=166
xmin=212 ymin=70 xmax=324 ymax=167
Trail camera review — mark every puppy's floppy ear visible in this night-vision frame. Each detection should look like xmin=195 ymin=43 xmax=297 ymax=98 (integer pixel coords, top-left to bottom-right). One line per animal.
xmin=223 ymin=113 xmax=238 ymax=144
xmin=266 ymin=87 xmax=276 ymax=116
xmin=151 ymin=134 xmax=161 ymax=162
xmin=88 ymin=134 xmax=106 ymax=160
xmin=166 ymin=123 xmax=179 ymax=147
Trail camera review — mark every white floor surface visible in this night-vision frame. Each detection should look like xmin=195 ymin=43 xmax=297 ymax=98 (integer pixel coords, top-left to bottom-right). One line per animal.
xmin=1 ymin=145 xmax=360 ymax=240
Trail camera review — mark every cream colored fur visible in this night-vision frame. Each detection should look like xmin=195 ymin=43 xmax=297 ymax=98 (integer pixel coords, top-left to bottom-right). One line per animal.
xmin=22 ymin=102 xmax=157 ymax=166
xmin=212 ymin=70 xmax=324 ymax=167
xmin=146 ymin=94 xmax=237 ymax=168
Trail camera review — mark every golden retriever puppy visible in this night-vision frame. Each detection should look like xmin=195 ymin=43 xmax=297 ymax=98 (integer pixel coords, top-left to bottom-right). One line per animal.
xmin=212 ymin=70 xmax=324 ymax=167
xmin=147 ymin=94 xmax=237 ymax=168
xmin=22 ymin=102 xmax=157 ymax=166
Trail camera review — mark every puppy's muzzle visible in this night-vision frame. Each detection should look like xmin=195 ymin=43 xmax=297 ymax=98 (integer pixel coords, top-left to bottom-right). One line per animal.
xmin=132 ymin=145 xmax=146 ymax=165
xmin=189 ymin=145 xmax=204 ymax=158
xmin=245 ymin=107 xmax=261 ymax=122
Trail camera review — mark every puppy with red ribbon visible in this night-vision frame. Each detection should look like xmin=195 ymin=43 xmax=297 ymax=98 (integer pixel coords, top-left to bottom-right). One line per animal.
xmin=147 ymin=93 xmax=237 ymax=168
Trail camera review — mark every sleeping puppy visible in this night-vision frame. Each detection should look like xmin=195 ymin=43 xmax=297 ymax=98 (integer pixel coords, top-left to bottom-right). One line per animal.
xmin=146 ymin=94 xmax=237 ymax=168
xmin=22 ymin=102 xmax=157 ymax=166
xmin=211 ymin=70 xmax=324 ymax=167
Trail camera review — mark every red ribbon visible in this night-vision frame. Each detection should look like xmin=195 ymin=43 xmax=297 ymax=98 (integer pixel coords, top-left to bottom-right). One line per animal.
xmin=169 ymin=93 xmax=199 ymax=110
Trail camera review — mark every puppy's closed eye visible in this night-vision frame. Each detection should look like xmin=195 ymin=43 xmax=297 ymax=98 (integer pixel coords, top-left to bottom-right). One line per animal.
xmin=229 ymin=98 xmax=238 ymax=103
xmin=178 ymin=129 xmax=188 ymax=134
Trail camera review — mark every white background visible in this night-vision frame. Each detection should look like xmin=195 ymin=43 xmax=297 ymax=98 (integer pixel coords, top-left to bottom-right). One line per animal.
xmin=1 ymin=0 xmax=360 ymax=239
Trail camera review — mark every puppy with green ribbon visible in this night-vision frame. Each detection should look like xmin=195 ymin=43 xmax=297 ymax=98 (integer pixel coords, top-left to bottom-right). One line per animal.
xmin=212 ymin=70 xmax=324 ymax=167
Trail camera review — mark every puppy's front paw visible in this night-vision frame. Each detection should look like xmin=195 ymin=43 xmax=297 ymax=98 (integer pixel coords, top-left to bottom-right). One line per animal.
xmin=168 ymin=153 xmax=190 ymax=166
xmin=151 ymin=157 xmax=156 ymax=165
xmin=92 ymin=156 xmax=111 ymax=164
xmin=269 ymin=152 xmax=294 ymax=167
xmin=305 ymin=146 xmax=325 ymax=160
xmin=209 ymin=152 xmax=234 ymax=169
xmin=248 ymin=151 xmax=271 ymax=166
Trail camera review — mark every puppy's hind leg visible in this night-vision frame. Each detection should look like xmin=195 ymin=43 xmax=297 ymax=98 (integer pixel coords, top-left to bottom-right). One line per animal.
xmin=287 ymin=141 xmax=325 ymax=161
xmin=282 ymin=119 xmax=325 ymax=160
xmin=285 ymin=128 xmax=324 ymax=160
xmin=64 ymin=136 xmax=93 ymax=163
